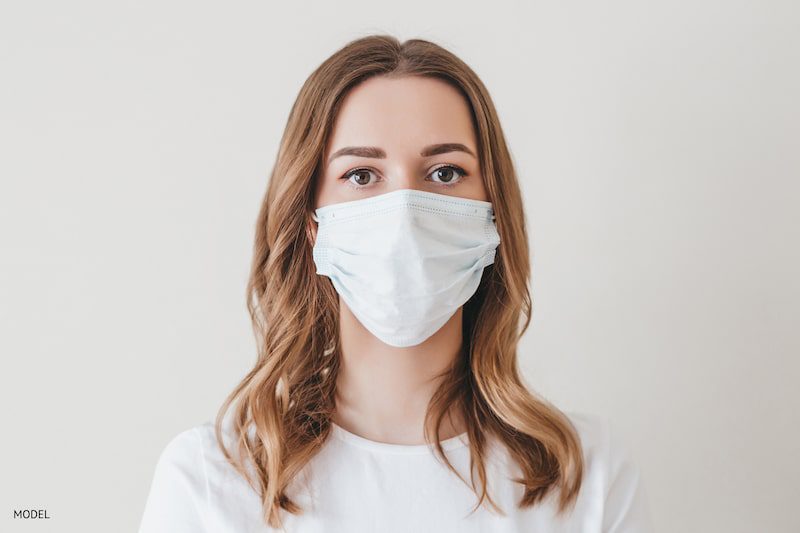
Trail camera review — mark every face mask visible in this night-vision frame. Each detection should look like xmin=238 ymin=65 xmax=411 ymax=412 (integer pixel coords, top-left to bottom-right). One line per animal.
xmin=311 ymin=188 xmax=501 ymax=347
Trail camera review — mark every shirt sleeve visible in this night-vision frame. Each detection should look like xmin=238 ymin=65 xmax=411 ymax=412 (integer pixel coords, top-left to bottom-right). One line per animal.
xmin=138 ymin=427 xmax=208 ymax=533
xmin=601 ymin=418 xmax=655 ymax=533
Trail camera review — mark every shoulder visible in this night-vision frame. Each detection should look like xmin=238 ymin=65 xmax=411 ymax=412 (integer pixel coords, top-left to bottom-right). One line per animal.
xmin=159 ymin=425 xmax=206 ymax=460
xmin=153 ymin=418 xmax=245 ymax=465
xmin=138 ymin=424 xmax=211 ymax=533
xmin=562 ymin=410 xmax=609 ymax=449
xmin=562 ymin=410 xmax=634 ymax=472
xmin=150 ymin=424 xmax=210 ymax=485
xmin=561 ymin=410 xmax=655 ymax=532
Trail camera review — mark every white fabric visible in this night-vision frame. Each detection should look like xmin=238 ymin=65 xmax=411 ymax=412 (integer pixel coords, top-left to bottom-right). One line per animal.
xmin=312 ymin=189 xmax=501 ymax=347
xmin=138 ymin=410 xmax=654 ymax=532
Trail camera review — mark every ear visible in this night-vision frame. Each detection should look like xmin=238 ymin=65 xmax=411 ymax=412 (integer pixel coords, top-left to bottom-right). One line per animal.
xmin=306 ymin=212 xmax=318 ymax=246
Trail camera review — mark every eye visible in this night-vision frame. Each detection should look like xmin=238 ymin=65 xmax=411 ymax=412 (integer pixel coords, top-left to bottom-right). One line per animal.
xmin=338 ymin=164 xmax=469 ymax=189
xmin=427 ymin=164 xmax=468 ymax=187
xmin=339 ymin=168 xmax=382 ymax=189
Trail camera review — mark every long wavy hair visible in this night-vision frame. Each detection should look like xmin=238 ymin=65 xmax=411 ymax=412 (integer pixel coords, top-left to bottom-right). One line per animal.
xmin=214 ymin=34 xmax=584 ymax=530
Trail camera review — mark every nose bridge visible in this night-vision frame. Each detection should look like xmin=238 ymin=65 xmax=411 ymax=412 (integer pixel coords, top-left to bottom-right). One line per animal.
xmin=387 ymin=153 xmax=423 ymax=191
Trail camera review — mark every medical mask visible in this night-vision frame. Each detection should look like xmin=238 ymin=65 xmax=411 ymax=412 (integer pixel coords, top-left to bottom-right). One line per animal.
xmin=311 ymin=189 xmax=501 ymax=347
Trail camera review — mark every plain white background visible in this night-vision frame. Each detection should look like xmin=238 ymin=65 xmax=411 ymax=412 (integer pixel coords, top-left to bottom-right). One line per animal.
xmin=1 ymin=1 xmax=798 ymax=532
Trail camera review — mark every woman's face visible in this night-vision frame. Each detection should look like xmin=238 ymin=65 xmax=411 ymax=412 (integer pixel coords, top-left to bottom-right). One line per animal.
xmin=315 ymin=75 xmax=487 ymax=209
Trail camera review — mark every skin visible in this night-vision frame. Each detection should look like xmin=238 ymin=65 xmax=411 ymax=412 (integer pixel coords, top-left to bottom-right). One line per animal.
xmin=312 ymin=75 xmax=487 ymax=445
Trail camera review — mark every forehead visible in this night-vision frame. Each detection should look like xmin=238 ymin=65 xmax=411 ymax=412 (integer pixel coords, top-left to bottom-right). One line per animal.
xmin=325 ymin=75 xmax=477 ymax=156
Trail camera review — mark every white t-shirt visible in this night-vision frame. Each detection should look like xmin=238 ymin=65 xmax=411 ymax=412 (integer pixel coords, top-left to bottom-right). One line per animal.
xmin=138 ymin=410 xmax=654 ymax=532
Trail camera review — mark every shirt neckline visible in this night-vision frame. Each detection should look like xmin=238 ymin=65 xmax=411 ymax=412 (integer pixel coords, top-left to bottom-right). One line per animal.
xmin=329 ymin=421 xmax=470 ymax=455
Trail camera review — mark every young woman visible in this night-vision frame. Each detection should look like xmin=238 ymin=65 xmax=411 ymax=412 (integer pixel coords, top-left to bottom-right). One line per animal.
xmin=139 ymin=35 xmax=653 ymax=532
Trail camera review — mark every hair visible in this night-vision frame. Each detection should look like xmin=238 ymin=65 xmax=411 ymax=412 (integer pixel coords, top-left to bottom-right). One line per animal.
xmin=214 ymin=34 xmax=584 ymax=530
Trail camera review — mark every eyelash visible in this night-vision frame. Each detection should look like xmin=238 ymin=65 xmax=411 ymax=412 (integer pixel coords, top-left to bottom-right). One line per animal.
xmin=338 ymin=164 xmax=469 ymax=190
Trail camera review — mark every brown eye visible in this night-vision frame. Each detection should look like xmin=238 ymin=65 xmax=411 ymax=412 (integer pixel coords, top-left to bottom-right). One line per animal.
xmin=340 ymin=168 xmax=380 ymax=187
xmin=428 ymin=165 xmax=467 ymax=185
xmin=434 ymin=167 xmax=456 ymax=182
xmin=352 ymin=170 xmax=371 ymax=185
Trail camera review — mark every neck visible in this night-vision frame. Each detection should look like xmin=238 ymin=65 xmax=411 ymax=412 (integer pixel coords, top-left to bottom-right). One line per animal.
xmin=331 ymin=301 xmax=466 ymax=445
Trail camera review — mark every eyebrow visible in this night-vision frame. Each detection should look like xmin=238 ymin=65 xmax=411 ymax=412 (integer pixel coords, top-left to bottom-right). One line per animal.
xmin=327 ymin=143 xmax=476 ymax=165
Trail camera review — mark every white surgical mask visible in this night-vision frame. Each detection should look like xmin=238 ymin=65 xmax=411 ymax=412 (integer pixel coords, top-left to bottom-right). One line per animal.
xmin=311 ymin=188 xmax=501 ymax=347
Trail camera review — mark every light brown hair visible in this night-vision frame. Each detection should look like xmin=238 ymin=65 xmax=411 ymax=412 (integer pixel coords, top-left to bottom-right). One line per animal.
xmin=215 ymin=34 xmax=584 ymax=530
